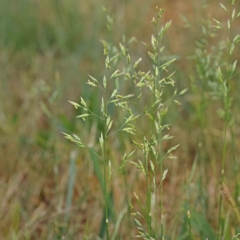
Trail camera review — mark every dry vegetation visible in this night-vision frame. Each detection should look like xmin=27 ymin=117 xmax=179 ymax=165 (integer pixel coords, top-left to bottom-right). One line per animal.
xmin=0 ymin=0 xmax=240 ymax=239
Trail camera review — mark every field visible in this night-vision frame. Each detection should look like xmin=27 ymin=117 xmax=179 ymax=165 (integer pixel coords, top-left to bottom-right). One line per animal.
xmin=0 ymin=0 xmax=240 ymax=239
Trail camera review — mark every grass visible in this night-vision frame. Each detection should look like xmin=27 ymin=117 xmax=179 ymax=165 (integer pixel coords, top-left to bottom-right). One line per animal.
xmin=0 ymin=0 xmax=240 ymax=239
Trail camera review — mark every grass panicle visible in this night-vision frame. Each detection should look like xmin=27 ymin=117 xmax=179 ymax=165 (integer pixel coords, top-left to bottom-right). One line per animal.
xmin=1 ymin=0 xmax=240 ymax=239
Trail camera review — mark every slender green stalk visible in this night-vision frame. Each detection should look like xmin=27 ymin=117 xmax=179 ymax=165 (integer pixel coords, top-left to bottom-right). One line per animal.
xmin=160 ymin=156 xmax=164 ymax=240
xmin=217 ymin=120 xmax=228 ymax=239
xmin=217 ymin=89 xmax=230 ymax=240
xmin=102 ymin=46 xmax=110 ymax=240
xmin=103 ymin=125 xmax=109 ymax=240
xmin=187 ymin=210 xmax=193 ymax=240
xmin=155 ymin=19 xmax=165 ymax=240
xmin=144 ymin=149 xmax=151 ymax=235
xmin=153 ymin=14 xmax=159 ymax=239
xmin=103 ymin=156 xmax=109 ymax=240
xmin=217 ymin=1 xmax=236 ymax=239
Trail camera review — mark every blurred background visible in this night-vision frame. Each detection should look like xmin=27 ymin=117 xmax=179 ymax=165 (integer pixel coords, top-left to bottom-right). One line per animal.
xmin=0 ymin=0 xmax=240 ymax=239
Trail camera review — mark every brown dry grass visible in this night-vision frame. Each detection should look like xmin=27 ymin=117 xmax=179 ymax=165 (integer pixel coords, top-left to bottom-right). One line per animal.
xmin=0 ymin=0 xmax=240 ymax=239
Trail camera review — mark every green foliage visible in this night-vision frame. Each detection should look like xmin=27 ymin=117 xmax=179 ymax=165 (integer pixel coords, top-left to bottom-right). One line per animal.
xmin=1 ymin=0 xmax=240 ymax=239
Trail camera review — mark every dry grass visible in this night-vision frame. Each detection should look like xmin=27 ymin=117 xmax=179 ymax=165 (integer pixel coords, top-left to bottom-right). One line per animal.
xmin=0 ymin=0 xmax=240 ymax=239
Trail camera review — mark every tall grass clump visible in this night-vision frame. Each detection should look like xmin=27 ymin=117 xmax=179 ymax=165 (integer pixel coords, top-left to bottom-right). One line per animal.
xmin=62 ymin=1 xmax=240 ymax=239
xmin=62 ymin=16 xmax=140 ymax=237
xmin=212 ymin=1 xmax=240 ymax=239
xmin=63 ymin=45 xmax=122 ymax=238
xmin=190 ymin=0 xmax=240 ymax=239
xmin=63 ymin=6 xmax=185 ymax=239
xmin=120 ymin=7 xmax=186 ymax=239
xmin=181 ymin=0 xmax=240 ymax=238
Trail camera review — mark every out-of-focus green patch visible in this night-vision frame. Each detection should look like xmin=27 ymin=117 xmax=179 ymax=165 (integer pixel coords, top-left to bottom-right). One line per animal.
xmin=181 ymin=203 xmax=216 ymax=240
xmin=0 ymin=0 xmax=86 ymax=54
